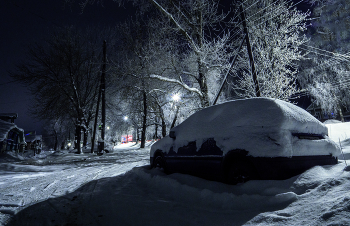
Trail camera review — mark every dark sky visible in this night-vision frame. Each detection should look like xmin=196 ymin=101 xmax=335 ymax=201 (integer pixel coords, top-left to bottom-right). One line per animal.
xmin=0 ymin=0 xmax=133 ymax=134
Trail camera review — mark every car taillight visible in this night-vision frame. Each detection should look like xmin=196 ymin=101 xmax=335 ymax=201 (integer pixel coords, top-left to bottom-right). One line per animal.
xmin=292 ymin=133 xmax=325 ymax=140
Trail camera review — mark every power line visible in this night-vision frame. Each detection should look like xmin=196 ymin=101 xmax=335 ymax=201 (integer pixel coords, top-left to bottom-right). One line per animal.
xmin=253 ymin=0 xmax=304 ymax=27
xmin=247 ymin=0 xmax=290 ymax=25
xmin=228 ymin=0 xmax=302 ymax=45
xmin=299 ymin=47 xmax=350 ymax=63
xmin=302 ymin=44 xmax=350 ymax=59
xmin=229 ymin=0 xmax=262 ymax=23
xmin=232 ymin=0 xmax=294 ymax=35
xmin=215 ymin=0 xmax=260 ymax=41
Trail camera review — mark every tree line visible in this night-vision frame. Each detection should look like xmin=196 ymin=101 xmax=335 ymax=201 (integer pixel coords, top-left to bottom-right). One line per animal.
xmin=10 ymin=0 xmax=350 ymax=151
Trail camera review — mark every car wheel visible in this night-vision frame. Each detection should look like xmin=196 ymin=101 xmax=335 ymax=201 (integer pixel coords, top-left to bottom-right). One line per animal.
xmin=154 ymin=155 xmax=167 ymax=173
xmin=226 ymin=160 xmax=256 ymax=185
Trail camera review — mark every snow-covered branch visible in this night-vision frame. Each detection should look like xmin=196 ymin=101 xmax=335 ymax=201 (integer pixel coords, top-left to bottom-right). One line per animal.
xmin=149 ymin=0 xmax=200 ymax=54
xmin=150 ymin=74 xmax=203 ymax=97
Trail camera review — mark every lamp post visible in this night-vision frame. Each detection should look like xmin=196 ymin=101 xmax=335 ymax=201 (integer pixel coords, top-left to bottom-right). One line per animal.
xmin=123 ymin=116 xmax=128 ymax=143
xmin=171 ymin=93 xmax=181 ymax=129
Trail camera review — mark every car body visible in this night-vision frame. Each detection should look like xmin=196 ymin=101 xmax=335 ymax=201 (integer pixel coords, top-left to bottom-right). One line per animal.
xmin=150 ymin=98 xmax=341 ymax=184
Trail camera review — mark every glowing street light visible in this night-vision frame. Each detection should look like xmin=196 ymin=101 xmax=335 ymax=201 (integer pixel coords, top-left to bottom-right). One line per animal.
xmin=172 ymin=93 xmax=181 ymax=102
xmin=124 ymin=116 xmax=128 ymax=121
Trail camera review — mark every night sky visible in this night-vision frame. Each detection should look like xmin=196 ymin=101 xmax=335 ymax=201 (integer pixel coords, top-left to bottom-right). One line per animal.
xmin=0 ymin=0 xmax=132 ymax=134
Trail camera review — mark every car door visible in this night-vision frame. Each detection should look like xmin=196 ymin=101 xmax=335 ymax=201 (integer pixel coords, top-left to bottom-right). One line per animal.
xmin=166 ymin=138 xmax=223 ymax=180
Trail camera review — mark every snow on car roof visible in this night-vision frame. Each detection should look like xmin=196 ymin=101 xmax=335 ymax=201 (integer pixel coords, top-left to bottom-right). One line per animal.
xmin=176 ymin=97 xmax=327 ymax=134
xmin=153 ymin=98 xmax=340 ymax=157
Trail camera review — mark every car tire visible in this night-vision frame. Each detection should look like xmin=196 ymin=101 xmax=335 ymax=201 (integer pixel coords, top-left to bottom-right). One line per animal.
xmin=154 ymin=155 xmax=168 ymax=173
xmin=226 ymin=160 xmax=256 ymax=185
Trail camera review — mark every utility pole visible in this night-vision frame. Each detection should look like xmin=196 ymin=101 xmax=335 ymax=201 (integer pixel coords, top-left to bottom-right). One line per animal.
xmin=90 ymin=40 xmax=108 ymax=155
xmin=212 ymin=35 xmax=246 ymax=105
xmin=92 ymin=41 xmax=107 ymax=154
xmin=99 ymin=40 xmax=107 ymax=154
xmin=91 ymin=79 xmax=102 ymax=153
xmin=240 ymin=4 xmax=260 ymax=97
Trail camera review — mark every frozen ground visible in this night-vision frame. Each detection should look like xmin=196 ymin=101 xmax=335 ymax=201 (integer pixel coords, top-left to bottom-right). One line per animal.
xmin=0 ymin=122 xmax=350 ymax=225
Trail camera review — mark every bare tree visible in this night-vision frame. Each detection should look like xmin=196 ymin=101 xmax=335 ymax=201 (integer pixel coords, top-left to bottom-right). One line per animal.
xmin=11 ymin=27 xmax=103 ymax=153
xmin=113 ymin=19 xmax=166 ymax=147
xmin=144 ymin=0 xmax=235 ymax=108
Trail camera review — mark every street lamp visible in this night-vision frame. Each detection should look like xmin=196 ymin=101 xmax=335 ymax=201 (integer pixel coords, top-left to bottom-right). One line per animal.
xmin=124 ymin=116 xmax=128 ymax=121
xmin=172 ymin=93 xmax=181 ymax=102
xmin=171 ymin=93 xmax=181 ymax=129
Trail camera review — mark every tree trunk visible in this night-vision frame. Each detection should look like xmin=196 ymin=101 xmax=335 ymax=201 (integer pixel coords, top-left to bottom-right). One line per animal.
xmin=338 ymin=104 xmax=344 ymax=122
xmin=75 ymin=124 xmax=82 ymax=154
xmin=171 ymin=107 xmax=180 ymax=129
xmin=140 ymin=91 xmax=147 ymax=148
xmin=136 ymin=127 xmax=140 ymax=143
xmin=196 ymin=3 xmax=210 ymax=108
xmin=154 ymin=122 xmax=158 ymax=140
xmin=83 ymin=127 xmax=88 ymax=147
xmin=54 ymin=130 xmax=58 ymax=151
xmin=162 ymin=117 xmax=166 ymax=138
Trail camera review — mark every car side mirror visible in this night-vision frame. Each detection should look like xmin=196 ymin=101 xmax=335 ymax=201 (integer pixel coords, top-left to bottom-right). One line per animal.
xmin=169 ymin=131 xmax=176 ymax=139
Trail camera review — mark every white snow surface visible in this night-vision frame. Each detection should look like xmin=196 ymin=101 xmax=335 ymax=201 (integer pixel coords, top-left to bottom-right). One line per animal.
xmin=326 ymin=120 xmax=350 ymax=143
xmin=152 ymin=98 xmax=340 ymax=157
xmin=325 ymin=120 xmax=350 ymax=161
xmin=0 ymin=137 xmax=349 ymax=226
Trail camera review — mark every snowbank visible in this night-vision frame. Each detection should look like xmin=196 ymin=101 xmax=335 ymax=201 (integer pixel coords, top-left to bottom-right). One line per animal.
xmin=153 ymin=98 xmax=340 ymax=157
xmin=325 ymin=121 xmax=350 ymax=142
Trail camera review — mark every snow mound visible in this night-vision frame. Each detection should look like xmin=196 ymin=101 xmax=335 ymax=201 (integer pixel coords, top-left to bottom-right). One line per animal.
xmin=154 ymin=98 xmax=340 ymax=157
xmin=323 ymin=119 xmax=342 ymax=124
xmin=246 ymin=163 xmax=350 ymax=226
xmin=326 ymin=122 xmax=350 ymax=143
xmin=0 ymin=152 xmax=24 ymax=163
xmin=344 ymin=165 xmax=350 ymax=172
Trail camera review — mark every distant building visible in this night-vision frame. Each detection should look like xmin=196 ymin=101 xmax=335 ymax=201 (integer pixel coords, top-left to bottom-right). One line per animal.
xmin=25 ymin=131 xmax=42 ymax=154
xmin=306 ymin=102 xmax=350 ymax=122
xmin=0 ymin=113 xmax=18 ymax=123
xmin=0 ymin=113 xmax=26 ymax=153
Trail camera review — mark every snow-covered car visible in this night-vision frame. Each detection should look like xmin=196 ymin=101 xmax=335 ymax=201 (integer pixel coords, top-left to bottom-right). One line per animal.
xmin=150 ymin=97 xmax=341 ymax=184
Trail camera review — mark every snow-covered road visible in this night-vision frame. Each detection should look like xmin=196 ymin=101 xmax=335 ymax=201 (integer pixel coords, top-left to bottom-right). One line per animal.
xmin=0 ymin=144 xmax=150 ymax=225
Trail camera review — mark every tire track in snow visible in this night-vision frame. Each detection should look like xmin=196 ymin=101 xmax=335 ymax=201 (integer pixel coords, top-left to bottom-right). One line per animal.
xmin=0 ymin=148 xmax=150 ymax=225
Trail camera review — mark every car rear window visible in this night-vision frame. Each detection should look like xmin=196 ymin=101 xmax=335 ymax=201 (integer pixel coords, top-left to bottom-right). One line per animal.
xmin=292 ymin=133 xmax=325 ymax=140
